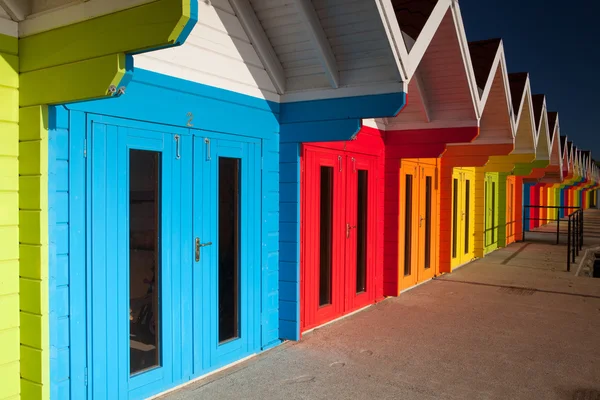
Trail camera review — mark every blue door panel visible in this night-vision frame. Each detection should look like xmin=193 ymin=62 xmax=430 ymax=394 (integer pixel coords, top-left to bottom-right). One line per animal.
xmin=192 ymin=134 xmax=261 ymax=375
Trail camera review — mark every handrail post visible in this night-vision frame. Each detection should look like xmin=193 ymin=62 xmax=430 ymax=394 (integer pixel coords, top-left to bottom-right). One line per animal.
xmin=580 ymin=209 xmax=584 ymax=249
xmin=523 ymin=206 xmax=526 ymax=242
xmin=567 ymin=216 xmax=571 ymax=272
xmin=575 ymin=211 xmax=579 ymax=257
xmin=556 ymin=211 xmax=560 ymax=245
xmin=572 ymin=214 xmax=577 ymax=264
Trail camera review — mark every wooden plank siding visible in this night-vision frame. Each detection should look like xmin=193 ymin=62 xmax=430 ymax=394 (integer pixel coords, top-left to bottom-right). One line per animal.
xmin=135 ymin=0 xmax=280 ymax=101
xmin=0 ymin=32 xmax=20 ymax=400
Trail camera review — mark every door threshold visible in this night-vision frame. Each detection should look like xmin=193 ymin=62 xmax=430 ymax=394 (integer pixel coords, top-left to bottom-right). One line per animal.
xmin=399 ymin=277 xmax=434 ymax=294
xmin=303 ymin=303 xmax=378 ymax=336
xmin=148 ymin=353 xmax=258 ymax=399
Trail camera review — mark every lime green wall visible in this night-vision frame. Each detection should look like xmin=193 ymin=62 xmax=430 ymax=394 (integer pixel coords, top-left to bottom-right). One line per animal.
xmin=13 ymin=2 xmax=194 ymax=399
xmin=473 ymin=168 xmax=486 ymax=258
xmin=19 ymin=106 xmax=49 ymax=400
xmin=0 ymin=33 xmax=20 ymax=400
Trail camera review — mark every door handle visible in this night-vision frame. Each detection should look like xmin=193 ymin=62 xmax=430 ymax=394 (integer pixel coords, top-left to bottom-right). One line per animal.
xmin=195 ymin=238 xmax=213 ymax=262
xmin=419 ymin=216 xmax=424 ymax=228
xmin=346 ymin=223 xmax=357 ymax=238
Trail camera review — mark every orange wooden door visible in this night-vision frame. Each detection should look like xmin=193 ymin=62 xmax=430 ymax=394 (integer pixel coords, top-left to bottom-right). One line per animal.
xmin=417 ymin=163 xmax=437 ymax=283
xmin=399 ymin=161 xmax=438 ymax=290
xmin=506 ymin=176 xmax=516 ymax=245
xmin=399 ymin=162 xmax=419 ymax=290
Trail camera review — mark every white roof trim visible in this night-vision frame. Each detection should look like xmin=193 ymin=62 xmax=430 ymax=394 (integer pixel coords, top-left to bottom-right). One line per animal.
xmin=375 ymin=0 xmax=410 ymax=82
xmin=406 ymin=0 xmax=452 ymax=78
xmin=0 ymin=15 xmax=17 ymax=36
xmin=293 ymin=0 xmax=340 ymax=89
xmin=230 ymin=0 xmax=286 ymax=95
xmin=0 ymin=0 xmax=30 ymax=22
xmin=449 ymin=1 xmax=481 ymax=119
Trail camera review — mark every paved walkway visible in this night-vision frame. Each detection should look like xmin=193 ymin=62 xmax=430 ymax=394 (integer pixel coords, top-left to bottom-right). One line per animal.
xmin=161 ymin=210 xmax=600 ymax=400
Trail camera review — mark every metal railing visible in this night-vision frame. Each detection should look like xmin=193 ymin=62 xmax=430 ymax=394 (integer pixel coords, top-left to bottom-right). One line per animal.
xmin=522 ymin=205 xmax=583 ymax=272
xmin=566 ymin=209 xmax=584 ymax=272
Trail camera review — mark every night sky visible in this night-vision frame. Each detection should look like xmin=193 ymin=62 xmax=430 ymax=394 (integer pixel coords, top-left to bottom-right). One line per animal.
xmin=458 ymin=0 xmax=599 ymax=160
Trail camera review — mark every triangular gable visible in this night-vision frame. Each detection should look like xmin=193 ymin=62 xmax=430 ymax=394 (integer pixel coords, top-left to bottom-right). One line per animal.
xmin=532 ymin=94 xmax=550 ymax=161
xmin=467 ymin=38 xmax=513 ymax=144
xmin=510 ymin=73 xmax=536 ymax=155
xmin=382 ymin=0 xmax=480 ymax=125
xmin=567 ymin=141 xmax=574 ymax=173
xmin=548 ymin=112 xmax=562 ymax=168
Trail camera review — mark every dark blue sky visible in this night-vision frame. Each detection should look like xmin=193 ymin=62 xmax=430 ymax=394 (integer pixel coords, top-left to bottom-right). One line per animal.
xmin=458 ymin=0 xmax=599 ymax=160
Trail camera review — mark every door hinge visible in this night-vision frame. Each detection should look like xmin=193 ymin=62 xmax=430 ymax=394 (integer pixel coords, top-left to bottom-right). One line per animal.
xmin=84 ymin=367 xmax=88 ymax=386
xmin=83 ymin=139 xmax=87 ymax=158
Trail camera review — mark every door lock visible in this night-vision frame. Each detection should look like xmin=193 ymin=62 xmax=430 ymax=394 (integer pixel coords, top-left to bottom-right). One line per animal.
xmin=195 ymin=238 xmax=213 ymax=262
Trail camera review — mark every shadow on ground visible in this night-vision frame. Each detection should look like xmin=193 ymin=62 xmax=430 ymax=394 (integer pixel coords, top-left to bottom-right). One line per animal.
xmin=160 ymin=211 xmax=600 ymax=400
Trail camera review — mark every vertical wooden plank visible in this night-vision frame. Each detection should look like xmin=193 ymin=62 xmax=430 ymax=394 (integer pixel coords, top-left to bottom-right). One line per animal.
xmin=90 ymin=121 xmax=108 ymax=399
xmin=68 ymin=110 xmax=87 ymax=399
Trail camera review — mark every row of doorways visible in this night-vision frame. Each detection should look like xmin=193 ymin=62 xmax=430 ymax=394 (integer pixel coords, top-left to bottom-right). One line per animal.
xmin=301 ymin=152 xmax=442 ymax=331
xmin=85 ymin=116 xmax=261 ymax=399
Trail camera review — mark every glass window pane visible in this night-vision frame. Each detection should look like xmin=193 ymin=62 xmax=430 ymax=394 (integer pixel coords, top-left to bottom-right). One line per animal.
xmin=319 ymin=166 xmax=334 ymax=306
xmin=424 ymin=176 xmax=432 ymax=269
xmin=356 ymin=170 xmax=368 ymax=293
xmin=404 ymin=174 xmax=413 ymax=276
xmin=219 ymin=157 xmax=240 ymax=343
xmin=452 ymin=178 xmax=458 ymax=259
xmin=129 ymin=149 xmax=161 ymax=375
xmin=491 ymin=182 xmax=496 ymax=243
xmin=465 ymin=179 xmax=471 ymax=254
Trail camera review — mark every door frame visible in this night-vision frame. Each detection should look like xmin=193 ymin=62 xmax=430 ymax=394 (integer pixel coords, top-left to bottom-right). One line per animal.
xmin=191 ymin=134 xmax=262 ymax=373
xmin=451 ymin=167 xmax=475 ymax=268
xmin=398 ymin=159 xmax=439 ymax=291
xmin=300 ymin=144 xmax=379 ymax=332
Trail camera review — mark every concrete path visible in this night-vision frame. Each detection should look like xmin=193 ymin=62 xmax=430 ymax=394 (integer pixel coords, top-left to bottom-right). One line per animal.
xmin=160 ymin=211 xmax=600 ymax=400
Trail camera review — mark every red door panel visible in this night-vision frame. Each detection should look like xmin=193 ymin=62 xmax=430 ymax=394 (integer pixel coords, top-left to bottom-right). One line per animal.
xmin=345 ymin=155 xmax=377 ymax=312
xmin=301 ymin=148 xmax=345 ymax=331
xmin=301 ymin=146 xmax=379 ymax=332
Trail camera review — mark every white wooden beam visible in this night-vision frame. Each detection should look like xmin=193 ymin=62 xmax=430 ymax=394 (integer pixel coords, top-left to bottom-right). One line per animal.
xmin=413 ymin=69 xmax=432 ymax=123
xmin=0 ymin=0 xmax=31 ymax=22
xmin=293 ymin=0 xmax=340 ymax=89
xmin=229 ymin=0 xmax=286 ymax=94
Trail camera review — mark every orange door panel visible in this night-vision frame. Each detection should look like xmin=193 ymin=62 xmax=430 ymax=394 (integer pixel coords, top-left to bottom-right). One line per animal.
xmin=399 ymin=160 xmax=438 ymax=291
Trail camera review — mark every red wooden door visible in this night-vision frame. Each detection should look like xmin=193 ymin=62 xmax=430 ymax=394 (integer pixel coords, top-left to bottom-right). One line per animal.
xmin=344 ymin=155 xmax=377 ymax=312
xmin=301 ymin=147 xmax=378 ymax=332
xmin=302 ymin=148 xmax=345 ymax=330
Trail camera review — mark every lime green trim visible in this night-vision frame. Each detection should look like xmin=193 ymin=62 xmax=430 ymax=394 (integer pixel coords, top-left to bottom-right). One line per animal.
xmin=20 ymin=54 xmax=127 ymax=107
xmin=0 ymin=33 xmax=20 ymax=400
xmin=19 ymin=105 xmax=49 ymax=400
xmin=19 ymin=0 xmax=192 ymax=107
xmin=19 ymin=0 xmax=191 ymax=73
xmin=0 ymin=34 xmax=18 ymax=56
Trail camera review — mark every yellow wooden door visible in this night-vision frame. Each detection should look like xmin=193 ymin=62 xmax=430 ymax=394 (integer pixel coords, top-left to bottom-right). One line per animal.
xmin=451 ymin=168 xmax=475 ymax=268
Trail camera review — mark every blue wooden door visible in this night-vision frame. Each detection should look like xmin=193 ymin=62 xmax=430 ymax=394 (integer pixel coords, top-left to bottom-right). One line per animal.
xmin=192 ymin=134 xmax=261 ymax=374
xmin=86 ymin=116 xmax=189 ymax=399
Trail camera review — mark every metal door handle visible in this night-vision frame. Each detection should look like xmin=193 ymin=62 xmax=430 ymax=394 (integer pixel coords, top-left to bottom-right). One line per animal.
xmin=195 ymin=238 xmax=212 ymax=262
xmin=419 ymin=216 xmax=424 ymax=227
xmin=346 ymin=223 xmax=357 ymax=238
